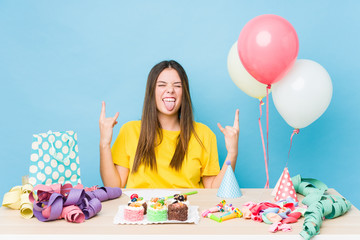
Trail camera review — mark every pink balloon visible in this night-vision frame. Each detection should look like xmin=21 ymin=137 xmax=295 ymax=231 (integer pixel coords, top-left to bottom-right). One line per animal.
xmin=238 ymin=14 xmax=299 ymax=85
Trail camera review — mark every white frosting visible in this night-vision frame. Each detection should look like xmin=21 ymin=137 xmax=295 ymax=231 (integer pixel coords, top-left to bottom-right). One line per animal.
xmin=125 ymin=205 xmax=144 ymax=211
xmin=167 ymin=199 xmax=189 ymax=205
xmin=128 ymin=199 xmax=145 ymax=205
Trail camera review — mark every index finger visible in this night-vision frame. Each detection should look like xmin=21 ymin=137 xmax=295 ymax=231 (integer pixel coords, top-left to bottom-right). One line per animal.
xmin=100 ymin=101 xmax=106 ymax=119
xmin=233 ymin=109 xmax=239 ymax=129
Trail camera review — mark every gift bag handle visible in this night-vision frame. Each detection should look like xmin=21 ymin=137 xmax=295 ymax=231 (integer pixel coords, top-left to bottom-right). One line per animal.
xmin=48 ymin=131 xmax=75 ymax=164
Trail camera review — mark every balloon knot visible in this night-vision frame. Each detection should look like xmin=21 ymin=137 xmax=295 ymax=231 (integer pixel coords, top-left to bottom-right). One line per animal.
xmin=293 ymin=129 xmax=300 ymax=134
xmin=267 ymin=84 xmax=272 ymax=89
xmin=260 ymin=100 xmax=264 ymax=105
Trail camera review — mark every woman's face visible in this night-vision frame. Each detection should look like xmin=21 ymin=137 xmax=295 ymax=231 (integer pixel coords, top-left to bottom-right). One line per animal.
xmin=155 ymin=68 xmax=183 ymax=118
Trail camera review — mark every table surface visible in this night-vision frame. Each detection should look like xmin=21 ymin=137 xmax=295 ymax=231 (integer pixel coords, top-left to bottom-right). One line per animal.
xmin=1 ymin=188 xmax=359 ymax=239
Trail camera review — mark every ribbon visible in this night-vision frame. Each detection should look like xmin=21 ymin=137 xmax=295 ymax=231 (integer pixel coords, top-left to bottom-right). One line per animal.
xmin=61 ymin=205 xmax=85 ymax=223
xmin=64 ymin=188 xmax=86 ymax=206
xmin=288 ymin=129 xmax=300 ymax=159
xmin=258 ymin=84 xmax=272 ymax=189
xmin=2 ymin=182 xmax=121 ymax=223
xmin=84 ymin=186 xmax=122 ymax=202
xmin=259 ymin=99 xmax=269 ymax=188
xmin=291 ymin=174 xmax=352 ymax=240
xmin=2 ymin=184 xmax=34 ymax=219
xmin=29 ymin=183 xmax=122 ymax=223
xmin=81 ymin=197 xmax=102 ymax=220
xmin=33 ymin=192 xmax=64 ymax=221
xmin=29 ymin=183 xmax=62 ymax=203
xmin=266 ymin=85 xmax=271 ymax=182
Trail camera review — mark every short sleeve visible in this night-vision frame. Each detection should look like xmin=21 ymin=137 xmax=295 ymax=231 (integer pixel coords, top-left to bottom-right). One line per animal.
xmin=111 ymin=125 xmax=130 ymax=168
xmin=200 ymin=128 xmax=220 ymax=176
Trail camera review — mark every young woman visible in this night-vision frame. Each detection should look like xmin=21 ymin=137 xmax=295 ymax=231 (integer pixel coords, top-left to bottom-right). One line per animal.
xmin=99 ymin=60 xmax=239 ymax=188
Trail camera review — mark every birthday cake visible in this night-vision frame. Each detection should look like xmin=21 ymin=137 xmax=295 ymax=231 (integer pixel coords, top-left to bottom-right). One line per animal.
xmin=167 ymin=194 xmax=189 ymax=221
xmin=147 ymin=197 xmax=167 ymax=222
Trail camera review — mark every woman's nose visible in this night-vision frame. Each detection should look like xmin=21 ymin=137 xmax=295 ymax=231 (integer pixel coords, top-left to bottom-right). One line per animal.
xmin=166 ymin=86 xmax=174 ymax=93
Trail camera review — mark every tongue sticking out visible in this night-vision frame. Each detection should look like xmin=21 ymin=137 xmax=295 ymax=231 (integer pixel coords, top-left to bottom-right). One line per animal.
xmin=164 ymin=100 xmax=175 ymax=111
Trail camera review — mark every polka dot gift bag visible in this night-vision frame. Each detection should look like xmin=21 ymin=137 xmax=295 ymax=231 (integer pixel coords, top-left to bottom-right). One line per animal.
xmin=28 ymin=130 xmax=81 ymax=187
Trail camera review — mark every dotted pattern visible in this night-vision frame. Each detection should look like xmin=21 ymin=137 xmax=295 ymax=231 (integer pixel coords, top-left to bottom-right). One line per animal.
xmin=29 ymin=131 xmax=81 ymax=186
xmin=217 ymin=165 xmax=242 ymax=198
xmin=275 ymin=167 xmax=298 ymax=202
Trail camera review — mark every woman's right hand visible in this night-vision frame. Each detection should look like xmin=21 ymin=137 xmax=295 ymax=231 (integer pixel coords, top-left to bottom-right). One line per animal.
xmin=99 ymin=101 xmax=119 ymax=147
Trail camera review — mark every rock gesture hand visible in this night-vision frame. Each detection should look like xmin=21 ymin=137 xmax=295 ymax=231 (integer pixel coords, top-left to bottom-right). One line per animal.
xmin=99 ymin=101 xmax=119 ymax=146
xmin=217 ymin=109 xmax=240 ymax=155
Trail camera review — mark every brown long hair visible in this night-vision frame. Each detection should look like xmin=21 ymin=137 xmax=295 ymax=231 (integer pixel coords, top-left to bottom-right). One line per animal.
xmin=132 ymin=60 xmax=202 ymax=173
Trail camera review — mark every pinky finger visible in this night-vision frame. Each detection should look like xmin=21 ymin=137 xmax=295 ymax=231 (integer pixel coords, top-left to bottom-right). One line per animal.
xmin=217 ymin=123 xmax=225 ymax=133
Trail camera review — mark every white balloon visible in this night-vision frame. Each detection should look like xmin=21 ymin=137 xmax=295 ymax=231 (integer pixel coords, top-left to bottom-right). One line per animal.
xmin=272 ymin=59 xmax=333 ymax=129
xmin=227 ymin=42 xmax=269 ymax=100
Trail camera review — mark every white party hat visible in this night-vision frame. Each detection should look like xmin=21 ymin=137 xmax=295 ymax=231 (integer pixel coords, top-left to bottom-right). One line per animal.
xmin=217 ymin=161 xmax=242 ymax=198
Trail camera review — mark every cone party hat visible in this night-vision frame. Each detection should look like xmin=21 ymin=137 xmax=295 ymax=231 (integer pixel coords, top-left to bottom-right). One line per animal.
xmin=217 ymin=161 xmax=242 ymax=198
xmin=274 ymin=167 xmax=298 ymax=202
xmin=271 ymin=171 xmax=284 ymax=196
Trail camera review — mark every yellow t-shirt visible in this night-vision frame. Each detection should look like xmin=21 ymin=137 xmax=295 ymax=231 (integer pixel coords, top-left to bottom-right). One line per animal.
xmin=111 ymin=120 xmax=220 ymax=188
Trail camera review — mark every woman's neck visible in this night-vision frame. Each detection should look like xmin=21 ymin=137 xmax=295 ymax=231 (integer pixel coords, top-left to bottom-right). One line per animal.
xmin=158 ymin=113 xmax=180 ymax=131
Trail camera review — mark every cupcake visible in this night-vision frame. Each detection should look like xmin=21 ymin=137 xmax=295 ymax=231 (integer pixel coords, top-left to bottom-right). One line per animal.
xmin=147 ymin=197 xmax=167 ymax=222
xmin=128 ymin=194 xmax=147 ymax=214
xmin=167 ymin=194 xmax=189 ymax=221
xmin=124 ymin=202 xmax=144 ymax=221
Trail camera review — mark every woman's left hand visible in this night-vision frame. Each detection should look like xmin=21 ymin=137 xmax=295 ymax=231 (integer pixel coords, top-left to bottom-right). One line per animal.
xmin=217 ymin=109 xmax=240 ymax=155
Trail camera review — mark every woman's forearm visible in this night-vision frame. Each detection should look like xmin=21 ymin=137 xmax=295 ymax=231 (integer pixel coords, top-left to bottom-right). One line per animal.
xmin=211 ymin=152 xmax=238 ymax=188
xmin=100 ymin=143 xmax=121 ymax=188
